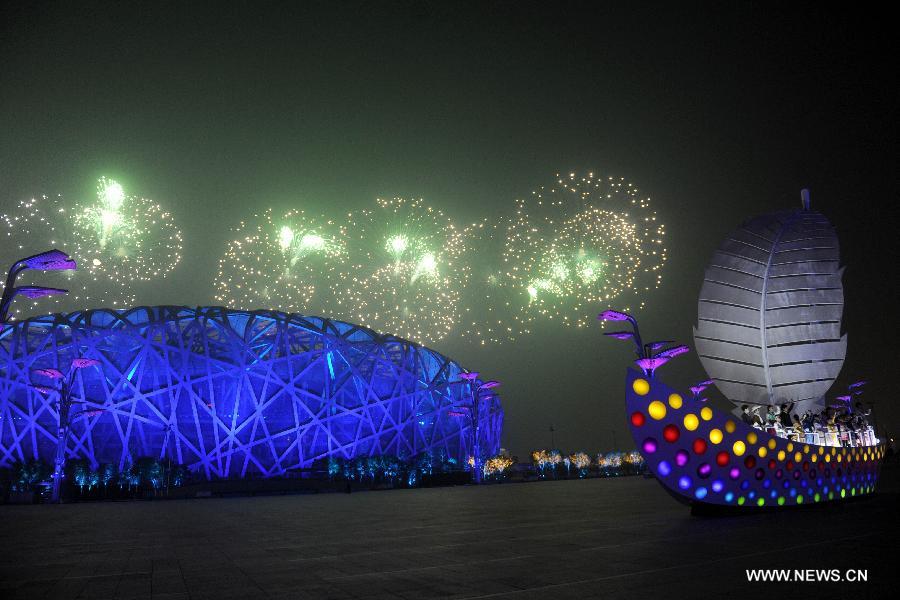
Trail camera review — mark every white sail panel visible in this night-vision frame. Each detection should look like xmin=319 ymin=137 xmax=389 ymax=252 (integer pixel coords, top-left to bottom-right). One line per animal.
xmin=693 ymin=197 xmax=846 ymax=407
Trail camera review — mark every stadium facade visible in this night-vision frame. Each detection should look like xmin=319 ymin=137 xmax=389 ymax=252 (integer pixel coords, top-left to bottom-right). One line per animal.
xmin=0 ymin=306 xmax=503 ymax=479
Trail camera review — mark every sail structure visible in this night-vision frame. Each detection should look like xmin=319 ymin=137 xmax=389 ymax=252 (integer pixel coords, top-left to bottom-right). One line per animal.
xmin=693 ymin=191 xmax=846 ymax=407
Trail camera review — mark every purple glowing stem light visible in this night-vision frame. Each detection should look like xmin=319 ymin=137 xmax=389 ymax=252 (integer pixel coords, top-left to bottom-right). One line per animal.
xmin=14 ymin=286 xmax=69 ymax=299
xmin=597 ymin=309 xmax=632 ymax=322
xmin=71 ymin=358 xmax=101 ymax=369
xmin=16 ymin=249 xmax=77 ymax=271
xmin=603 ymin=331 xmax=634 ymax=340
xmin=33 ymin=368 xmax=65 ymax=379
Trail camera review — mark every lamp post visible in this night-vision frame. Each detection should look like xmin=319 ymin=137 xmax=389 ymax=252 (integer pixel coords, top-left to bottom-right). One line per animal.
xmin=598 ymin=309 xmax=690 ymax=377
xmin=448 ymin=372 xmax=500 ymax=484
xmin=1 ymin=249 xmax=76 ymax=325
xmin=31 ymin=357 xmax=102 ymax=503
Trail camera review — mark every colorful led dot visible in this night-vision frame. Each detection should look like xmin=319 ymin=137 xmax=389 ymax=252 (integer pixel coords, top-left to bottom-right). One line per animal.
xmin=667 ymin=393 xmax=683 ymax=409
xmin=777 ymin=450 xmax=786 ymax=461
xmin=758 ymin=446 xmax=767 ymax=458
xmin=767 ymin=438 xmax=776 ymax=450
xmin=732 ymin=440 xmax=746 ymax=456
xmin=711 ymin=479 xmax=724 ymax=493
xmin=632 ymin=379 xmax=650 ymax=395
xmin=678 ymin=475 xmax=692 ymax=490
xmin=794 ymin=452 xmax=802 ymax=463
xmin=675 ymin=450 xmax=690 ymax=467
xmin=657 ymin=460 xmax=671 ymax=476
xmin=700 ymin=406 xmax=713 ymax=421
xmin=648 ymin=401 xmax=666 ymax=420
xmin=757 ymin=498 xmax=765 ymax=506
xmin=642 ymin=438 xmax=658 ymax=454
xmin=737 ymin=496 xmax=746 ymax=505
xmin=796 ymin=495 xmax=804 ymax=504
xmin=630 ymin=411 xmax=646 ymax=427
xmin=803 ymin=445 xmax=810 ymax=454
xmin=692 ymin=438 xmax=708 ymax=455
xmin=747 ymin=431 xmax=758 ymax=445
xmin=683 ymin=413 xmax=699 ymax=431
xmin=695 ymin=487 xmax=708 ymax=499
xmin=814 ymin=493 xmax=820 ymax=502
xmin=709 ymin=428 xmax=723 ymax=444
xmin=716 ymin=451 xmax=730 ymax=466
xmin=787 ymin=443 xmax=794 ymax=451
xmin=663 ymin=424 xmax=680 ymax=443
xmin=777 ymin=496 xmax=785 ymax=506
xmin=729 ymin=467 xmax=740 ymax=479
xmin=725 ymin=420 xmax=736 ymax=433
xmin=725 ymin=492 xmax=734 ymax=502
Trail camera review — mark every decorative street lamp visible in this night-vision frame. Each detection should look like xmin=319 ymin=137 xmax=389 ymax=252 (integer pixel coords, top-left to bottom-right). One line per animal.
xmin=599 ymin=309 xmax=690 ymax=377
xmin=690 ymin=379 xmax=715 ymax=402
xmin=447 ymin=371 xmax=500 ymax=484
xmin=1 ymin=249 xmax=77 ymax=325
xmin=31 ymin=357 xmax=102 ymax=503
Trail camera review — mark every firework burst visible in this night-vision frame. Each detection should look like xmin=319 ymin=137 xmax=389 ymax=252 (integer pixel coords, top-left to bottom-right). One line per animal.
xmin=504 ymin=172 xmax=666 ymax=330
xmin=0 ymin=178 xmax=182 ymax=319
xmin=214 ymin=208 xmax=349 ymax=314
xmin=338 ymin=197 xmax=466 ymax=344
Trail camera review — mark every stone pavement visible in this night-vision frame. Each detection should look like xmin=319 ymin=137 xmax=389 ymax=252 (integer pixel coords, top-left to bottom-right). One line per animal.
xmin=2 ymin=468 xmax=898 ymax=600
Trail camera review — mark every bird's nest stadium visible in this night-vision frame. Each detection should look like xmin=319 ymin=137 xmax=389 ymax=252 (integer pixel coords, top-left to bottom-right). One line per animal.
xmin=0 ymin=306 xmax=503 ymax=479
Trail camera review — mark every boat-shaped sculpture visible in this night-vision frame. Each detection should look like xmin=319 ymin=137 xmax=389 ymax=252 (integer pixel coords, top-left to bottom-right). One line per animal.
xmin=623 ymin=368 xmax=883 ymax=507
xmin=604 ymin=190 xmax=884 ymax=508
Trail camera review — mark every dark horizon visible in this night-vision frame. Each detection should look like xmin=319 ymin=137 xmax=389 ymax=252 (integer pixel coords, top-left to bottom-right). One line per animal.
xmin=2 ymin=1 xmax=897 ymax=458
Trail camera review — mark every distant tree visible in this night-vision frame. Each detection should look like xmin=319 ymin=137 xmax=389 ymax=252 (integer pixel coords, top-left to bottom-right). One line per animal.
xmin=14 ymin=460 xmax=50 ymax=492
xmin=99 ymin=463 xmax=118 ymax=491
xmin=570 ymin=452 xmax=591 ymax=478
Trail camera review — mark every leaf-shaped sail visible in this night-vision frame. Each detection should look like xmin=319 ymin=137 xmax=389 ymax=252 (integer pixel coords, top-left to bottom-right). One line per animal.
xmin=693 ymin=197 xmax=846 ymax=407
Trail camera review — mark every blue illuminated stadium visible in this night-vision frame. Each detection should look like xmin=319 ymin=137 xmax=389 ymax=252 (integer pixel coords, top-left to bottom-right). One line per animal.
xmin=0 ymin=306 xmax=503 ymax=479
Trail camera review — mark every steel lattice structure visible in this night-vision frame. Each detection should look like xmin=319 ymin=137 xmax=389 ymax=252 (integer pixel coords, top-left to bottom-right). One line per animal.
xmin=0 ymin=306 xmax=503 ymax=479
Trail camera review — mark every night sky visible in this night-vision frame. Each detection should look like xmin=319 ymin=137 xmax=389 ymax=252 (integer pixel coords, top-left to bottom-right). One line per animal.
xmin=1 ymin=1 xmax=897 ymax=457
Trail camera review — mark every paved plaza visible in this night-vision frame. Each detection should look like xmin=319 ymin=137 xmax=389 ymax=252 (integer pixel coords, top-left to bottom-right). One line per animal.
xmin=2 ymin=468 xmax=898 ymax=600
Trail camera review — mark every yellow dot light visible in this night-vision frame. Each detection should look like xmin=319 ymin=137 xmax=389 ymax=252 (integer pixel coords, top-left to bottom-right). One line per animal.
xmin=747 ymin=431 xmax=758 ymax=445
xmin=725 ymin=420 xmax=736 ymax=433
xmin=732 ymin=440 xmax=746 ymax=456
xmin=709 ymin=429 xmax=723 ymax=444
xmin=767 ymin=438 xmax=776 ymax=450
xmin=777 ymin=450 xmax=786 ymax=461
xmin=758 ymin=446 xmax=767 ymax=458
xmin=633 ymin=379 xmax=650 ymax=395
xmin=700 ymin=407 xmax=713 ymax=421
xmin=648 ymin=401 xmax=666 ymax=420
xmin=683 ymin=414 xmax=699 ymax=431
xmin=668 ymin=393 xmax=683 ymax=409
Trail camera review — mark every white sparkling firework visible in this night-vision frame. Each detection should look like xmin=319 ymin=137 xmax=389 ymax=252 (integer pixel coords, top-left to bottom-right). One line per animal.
xmin=504 ymin=172 xmax=666 ymax=331
xmin=0 ymin=178 xmax=183 ymax=319
xmin=214 ymin=208 xmax=349 ymax=315
xmin=338 ymin=197 xmax=466 ymax=344
xmin=457 ymin=217 xmax=530 ymax=345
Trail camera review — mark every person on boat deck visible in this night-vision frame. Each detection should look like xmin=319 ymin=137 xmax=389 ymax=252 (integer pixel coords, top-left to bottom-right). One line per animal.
xmin=802 ymin=411 xmax=817 ymax=443
xmin=741 ymin=405 xmax=762 ymax=426
xmin=791 ymin=414 xmax=804 ymax=439
xmin=764 ymin=405 xmax=779 ymax=433
xmin=777 ymin=402 xmax=795 ymax=429
xmin=824 ymin=407 xmax=840 ymax=446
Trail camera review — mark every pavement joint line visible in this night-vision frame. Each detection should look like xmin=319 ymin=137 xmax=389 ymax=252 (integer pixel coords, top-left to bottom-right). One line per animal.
xmin=456 ymin=531 xmax=879 ymax=598
xmin=322 ymin=554 xmax=537 ymax=581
